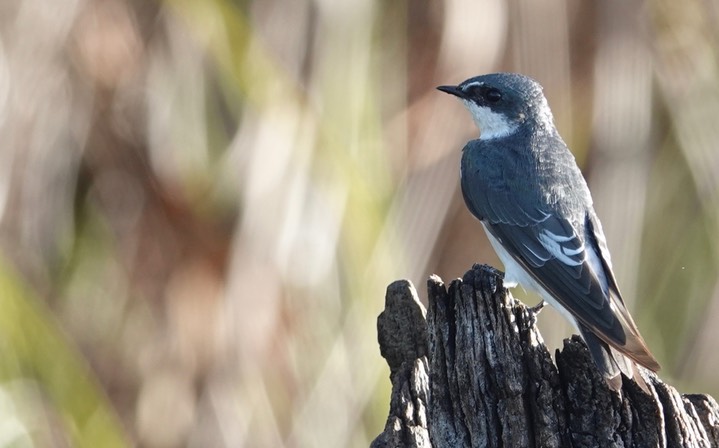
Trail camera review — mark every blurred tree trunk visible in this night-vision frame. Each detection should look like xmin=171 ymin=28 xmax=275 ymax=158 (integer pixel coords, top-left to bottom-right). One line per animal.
xmin=372 ymin=265 xmax=719 ymax=448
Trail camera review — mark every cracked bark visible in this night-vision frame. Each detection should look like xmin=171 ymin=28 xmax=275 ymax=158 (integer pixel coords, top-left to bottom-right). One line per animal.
xmin=372 ymin=264 xmax=719 ymax=448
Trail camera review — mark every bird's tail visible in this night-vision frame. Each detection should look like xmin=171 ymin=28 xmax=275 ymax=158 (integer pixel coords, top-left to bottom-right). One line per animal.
xmin=578 ymin=324 xmax=651 ymax=393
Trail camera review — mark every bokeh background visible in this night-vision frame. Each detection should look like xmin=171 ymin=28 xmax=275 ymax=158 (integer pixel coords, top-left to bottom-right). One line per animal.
xmin=0 ymin=0 xmax=718 ymax=446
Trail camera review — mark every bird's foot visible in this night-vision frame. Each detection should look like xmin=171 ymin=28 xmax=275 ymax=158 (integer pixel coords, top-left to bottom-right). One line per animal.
xmin=529 ymin=300 xmax=546 ymax=315
xmin=526 ymin=300 xmax=546 ymax=327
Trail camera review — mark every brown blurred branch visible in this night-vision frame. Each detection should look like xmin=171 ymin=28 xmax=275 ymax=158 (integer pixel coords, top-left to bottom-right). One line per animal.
xmin=372 ymin=265 xmax=719 ymax=448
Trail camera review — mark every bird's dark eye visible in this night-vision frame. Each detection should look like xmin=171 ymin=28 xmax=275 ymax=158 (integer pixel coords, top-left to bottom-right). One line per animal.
xmin=485 ymin=88 xmax=502 ymax=103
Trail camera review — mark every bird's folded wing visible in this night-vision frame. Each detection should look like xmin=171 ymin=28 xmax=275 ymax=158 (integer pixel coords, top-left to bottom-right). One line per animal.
xmin=484 ymin=212 xmax=628 ymax=346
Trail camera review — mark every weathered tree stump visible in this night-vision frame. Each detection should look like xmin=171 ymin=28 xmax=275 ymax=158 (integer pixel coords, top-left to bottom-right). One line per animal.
xmin=372 ymin=264 xmax=719 ymax=448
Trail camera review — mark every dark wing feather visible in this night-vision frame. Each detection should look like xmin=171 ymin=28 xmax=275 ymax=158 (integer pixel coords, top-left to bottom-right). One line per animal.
xmin=461 ymin=136 xmax=660 ymax=371
xmin=483 ymin=217 xmax=627 ymax=344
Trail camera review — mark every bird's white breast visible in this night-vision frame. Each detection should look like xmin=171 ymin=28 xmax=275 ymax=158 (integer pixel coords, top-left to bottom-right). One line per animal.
xmin=480 ymin=222 xmax=580 ymax=330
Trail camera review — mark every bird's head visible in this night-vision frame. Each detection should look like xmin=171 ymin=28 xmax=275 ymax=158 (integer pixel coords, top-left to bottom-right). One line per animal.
xmin=437 ymin=73 xmax=554 ymax=140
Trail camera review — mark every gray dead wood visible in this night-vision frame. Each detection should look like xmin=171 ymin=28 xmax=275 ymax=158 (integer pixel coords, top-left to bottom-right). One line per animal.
xmin=371 ymin=264 xmax=719 ymax=448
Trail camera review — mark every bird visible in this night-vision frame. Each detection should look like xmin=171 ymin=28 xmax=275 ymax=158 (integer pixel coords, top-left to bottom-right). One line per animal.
xmin=437 ymin=73 xmax=660 ymax=392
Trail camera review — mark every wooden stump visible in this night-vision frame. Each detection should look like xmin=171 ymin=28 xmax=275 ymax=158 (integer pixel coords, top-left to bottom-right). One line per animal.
xmin=372 ymin=264 xmax=719 ymax=448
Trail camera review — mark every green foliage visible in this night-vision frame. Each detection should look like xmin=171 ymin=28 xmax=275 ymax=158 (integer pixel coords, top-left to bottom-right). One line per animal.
xmin=0 ymin=261 xmax=128 ymax=447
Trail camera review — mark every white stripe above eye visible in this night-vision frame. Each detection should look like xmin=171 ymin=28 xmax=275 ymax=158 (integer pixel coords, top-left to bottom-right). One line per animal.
xmin=462 ymin=81 xmax=483 ymax=89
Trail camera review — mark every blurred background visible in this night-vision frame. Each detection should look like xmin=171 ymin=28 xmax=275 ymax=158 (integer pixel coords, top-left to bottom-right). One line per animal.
xmin=0 ymin=0 xmax=718 ymax=446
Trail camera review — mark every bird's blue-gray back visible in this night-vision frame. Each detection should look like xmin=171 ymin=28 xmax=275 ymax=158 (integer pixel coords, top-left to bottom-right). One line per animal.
xmin=460 ymin=128 xmax=628 ymax=343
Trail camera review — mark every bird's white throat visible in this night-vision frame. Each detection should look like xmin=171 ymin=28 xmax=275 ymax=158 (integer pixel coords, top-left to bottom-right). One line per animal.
xmin=462 ymin=100 xmax=518 ymax=140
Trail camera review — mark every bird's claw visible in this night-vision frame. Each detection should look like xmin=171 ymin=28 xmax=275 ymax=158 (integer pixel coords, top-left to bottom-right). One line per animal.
xmin=525 ymin=300 xmax=546 ymax=328
xmin=529 ymin=300 xmax=546 ymax=315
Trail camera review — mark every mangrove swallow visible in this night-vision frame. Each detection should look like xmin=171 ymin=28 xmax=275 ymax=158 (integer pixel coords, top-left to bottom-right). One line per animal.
xmin=437 ymin=73 xmax=660 ymax=391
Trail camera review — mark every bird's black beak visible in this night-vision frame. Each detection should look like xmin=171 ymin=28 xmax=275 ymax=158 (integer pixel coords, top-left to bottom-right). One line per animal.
xmin=437 ymin=85 xmax=465 ymax=99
